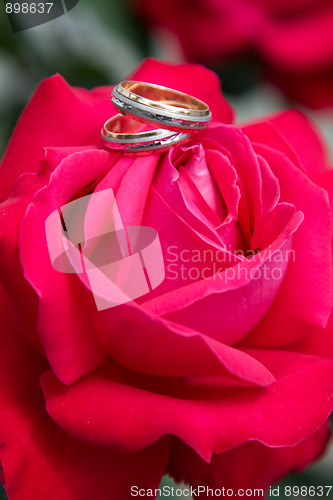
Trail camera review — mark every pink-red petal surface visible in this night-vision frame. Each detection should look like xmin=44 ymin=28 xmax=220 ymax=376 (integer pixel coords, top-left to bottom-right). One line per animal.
xmin=42 ymin=348 xmax=333 ymax=462
xmin=167 ymin=425 xmax=331 ymax=497
xmin=0 ymin=286 xmax=170 ymax=500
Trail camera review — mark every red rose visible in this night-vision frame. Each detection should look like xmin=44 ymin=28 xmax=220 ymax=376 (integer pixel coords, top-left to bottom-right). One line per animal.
xmin=137 ymin=0 xmax=333 ymax=108
xmin=0 ymin=59 xmax=333 ymax=499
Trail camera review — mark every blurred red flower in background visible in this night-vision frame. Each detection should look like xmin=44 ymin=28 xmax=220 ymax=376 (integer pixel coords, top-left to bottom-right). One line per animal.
xmin=137 ymin=0 xmax=333 ymax=108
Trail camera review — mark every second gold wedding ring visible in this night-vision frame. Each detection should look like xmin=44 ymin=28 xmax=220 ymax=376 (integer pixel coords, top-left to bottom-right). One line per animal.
xmin=102 ymin=114 xmax=191 ymax=153
xmin=112 ymin=81 xmax=212 ymax=132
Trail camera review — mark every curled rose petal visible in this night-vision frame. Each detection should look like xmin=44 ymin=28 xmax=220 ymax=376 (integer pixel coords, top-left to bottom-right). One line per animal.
xmin=167 ymin=424 xmax=331 ymax=496
xmin=0 ymin=75 xmax=115 ymax=201
xmin=18 ymin=150 xmax=115 ymax=384
xmin=243 ymin=110 xmax=329 ymax=181
xmin=243 ymin=144 xmax=332 ymax=346
xmin=128 ymin=58 xmax=234 ymax=124
xmin=0 ymin=286 xmax=170 ymax=500
xmin=93 ymin=302 xmax=275 ymax=385
xmin=41 ymin=349 xmax=333 ymax=462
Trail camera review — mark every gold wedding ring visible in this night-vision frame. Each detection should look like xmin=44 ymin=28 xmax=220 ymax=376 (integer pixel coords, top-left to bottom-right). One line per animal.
xmin=101 ymin=80 xmax=211 ymax=153
xmin=112 ymin=81 xmax=211 ymax=131
xmin=101 ymin=114 xmax=191 ymax=153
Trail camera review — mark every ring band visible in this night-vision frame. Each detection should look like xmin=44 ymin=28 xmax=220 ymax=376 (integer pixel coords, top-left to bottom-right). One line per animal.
xmin=111 ymin=81 xmax=211 ymax=132
xmin=101 ymin=114 xmax=191 ymax=153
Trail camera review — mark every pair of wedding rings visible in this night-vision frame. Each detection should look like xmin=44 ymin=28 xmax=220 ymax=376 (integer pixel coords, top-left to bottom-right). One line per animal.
xmin=101 ymin=81 xmax=212 ymax=154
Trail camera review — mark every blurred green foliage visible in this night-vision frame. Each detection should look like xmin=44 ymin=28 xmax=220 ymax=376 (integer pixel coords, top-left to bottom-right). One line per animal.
xmin=0 ymin=0 xmax=149 ymax=156
xmin=0 ymin=484 xmax=6 ymax=500
xmin=156 ymin=443 xmax=333 ymax=498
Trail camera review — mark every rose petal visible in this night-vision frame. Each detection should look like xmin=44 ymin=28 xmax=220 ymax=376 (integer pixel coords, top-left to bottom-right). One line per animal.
xmin=142 ymin=187 xmax=245 ymax=306
xmin=202 ymin=124 xmax=264 ymax=244
xmin=167 ymin=424 xmax=331 ymax=496
xmin=256 ymin=154 xmax=280 ymax=215
xmin=42 ymin=349 xmax=333 ymax=462
xmin=93 ymin=301 xmax=274 ymax=385
xmin=0 ymin=75 xmax=114 ymax=201
xmin=243 ymin=110 xmax=329 ymax=180
xmin=0 ymin=287 xmax=170 ymax=500
xmin=319 ymin=169 xmax=333 ymax=214
xmin=19 ymin=150 xmax=116 ymax=384
xmin=288 ymin=313 xmax=333 ymax=358
xmin=129 ymin=58 xmax=234 ymax=123
xmin=151 ymin=148 xmax=228 ymax=249
xmin=0 ymin=172 xmax=47 ymax=352
xmin=143 ymin=207 xmax=302 ymax=345
xmin=244 ymin=145 xmax=332 ymax=347
xmin=115 ymin=153 xmax=159 ymax=227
